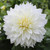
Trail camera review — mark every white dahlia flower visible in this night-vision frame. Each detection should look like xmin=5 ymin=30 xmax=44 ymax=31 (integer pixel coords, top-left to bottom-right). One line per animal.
xmin=3 ymin=2 xmax=47 ymax=47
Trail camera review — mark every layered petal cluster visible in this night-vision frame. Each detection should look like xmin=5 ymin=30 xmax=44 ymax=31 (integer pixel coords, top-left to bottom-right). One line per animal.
xmin=3 ymin=2 xmax=47 ymax=47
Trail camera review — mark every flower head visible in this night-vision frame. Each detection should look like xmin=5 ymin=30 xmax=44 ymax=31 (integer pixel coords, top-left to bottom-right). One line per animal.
xmin=3 ymin=2 xmax=47 ymax=47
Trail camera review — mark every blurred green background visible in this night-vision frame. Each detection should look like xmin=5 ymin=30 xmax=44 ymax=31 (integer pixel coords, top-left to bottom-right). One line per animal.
xmin=0 ymin=0 xmax=50 ymax=50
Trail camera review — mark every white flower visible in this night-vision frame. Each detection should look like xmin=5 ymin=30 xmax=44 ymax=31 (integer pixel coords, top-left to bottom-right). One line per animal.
xmin=3 ymin=2 xmax=47 ymax=47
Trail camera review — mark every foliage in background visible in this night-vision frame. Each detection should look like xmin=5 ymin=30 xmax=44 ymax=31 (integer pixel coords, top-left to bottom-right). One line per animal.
xmin=0 ymin=0 xmax=50 ymax=50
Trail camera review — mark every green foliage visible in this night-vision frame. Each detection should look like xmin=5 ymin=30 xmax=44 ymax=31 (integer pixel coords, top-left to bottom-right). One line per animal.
xmin=44 ymin=9 xmax=50 ymax=19
xmin=0 ymin=0 xmax=50 ymax=50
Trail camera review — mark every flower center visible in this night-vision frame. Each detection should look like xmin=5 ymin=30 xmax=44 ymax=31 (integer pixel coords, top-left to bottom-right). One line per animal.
xmin=17 ymin=17 xmax=32 ymax=29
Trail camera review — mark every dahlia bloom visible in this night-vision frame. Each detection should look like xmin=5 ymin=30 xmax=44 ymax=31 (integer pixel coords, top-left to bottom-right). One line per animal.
xmin=3 ymin=2 xmax=47 ymax=47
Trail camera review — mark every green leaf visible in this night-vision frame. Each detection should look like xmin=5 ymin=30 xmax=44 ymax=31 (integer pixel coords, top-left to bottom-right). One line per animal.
xmin=44 ymin=9 xmax=50 ymax=19
xmin=4 ymin=3 xmax=11 ymax=8
xmin=0 ymin=2 xmax=3 ymax=7
xmin=44 ymin=9 xmax=50 ymax=15
xmin=1 ymin=10 xmax=7 ymax=15
xmin=45 ymin=20 xmax=50 ymax=28
xmin=45 ymin=28 xmax=50 ymax=37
